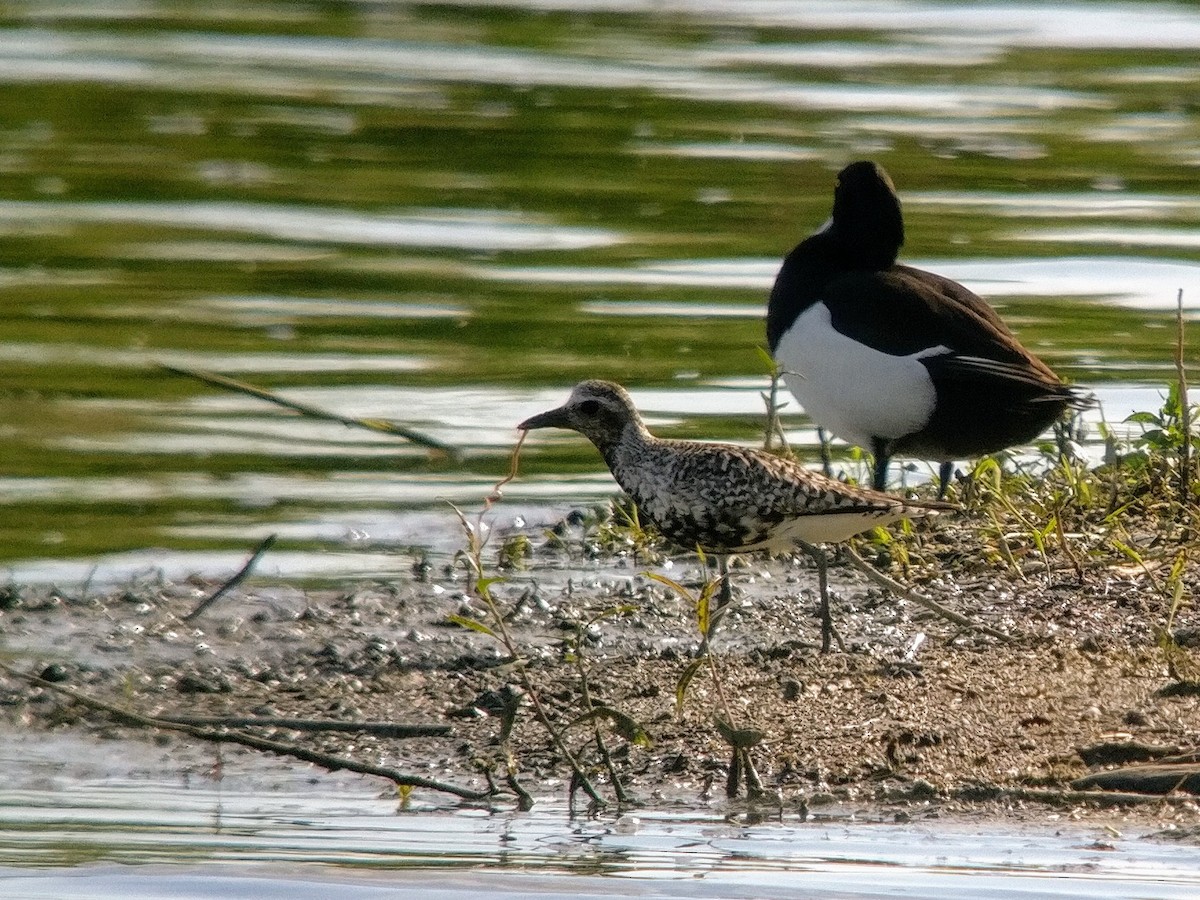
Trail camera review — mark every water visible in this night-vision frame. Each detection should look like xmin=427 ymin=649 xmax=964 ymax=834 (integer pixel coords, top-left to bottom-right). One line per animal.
xmin=0 ymin=3 xmax=1198 ymax=582
xmin=7 ymin=5 xmax=1200 ymax=890
xmin=1 ymin=735 xmax=1199 ymax=899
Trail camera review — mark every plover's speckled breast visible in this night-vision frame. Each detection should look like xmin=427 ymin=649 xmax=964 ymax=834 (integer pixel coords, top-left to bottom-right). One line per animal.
xmin=608 ymin=432 xmax=928 ymax=554
xmin=520 ymin=379 xmax=947 ymax=557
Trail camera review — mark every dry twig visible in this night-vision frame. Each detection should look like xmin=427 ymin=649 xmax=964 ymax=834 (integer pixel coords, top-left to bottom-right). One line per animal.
xmin=184 ymin=534 xmax=276 ymax=621
xmin=154 ymin=714 xmax=450 ymax=738
xmin=1174 ymin=288 xmax=1192 ymax=505
xmin=844 ymin=546 xmax=1013 ymax=642
xmin=0 ymin=663 xmax=490 ymax=802
xmin=160 ymin=363 xmax=456 ymax=458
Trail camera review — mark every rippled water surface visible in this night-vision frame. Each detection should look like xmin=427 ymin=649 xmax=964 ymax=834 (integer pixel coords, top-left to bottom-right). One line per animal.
xmin=4 ymin=2 xmax=1200 ymax=891
xmin=2 ymin=735 xmax=1199 ymax=899
xmin=1 ymin=0 xmax=1199 ymax=584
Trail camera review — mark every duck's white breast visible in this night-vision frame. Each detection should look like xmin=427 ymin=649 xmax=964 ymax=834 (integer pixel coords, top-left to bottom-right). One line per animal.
xmin=774 ymin=302 xmax=941 ymax=448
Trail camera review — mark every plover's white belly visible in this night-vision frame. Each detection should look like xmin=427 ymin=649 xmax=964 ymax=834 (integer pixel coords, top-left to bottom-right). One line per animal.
xmin=774 ymin=302 xmax=940 ymax=449
xmin=747 ymin=509 xmax=905 ymax=550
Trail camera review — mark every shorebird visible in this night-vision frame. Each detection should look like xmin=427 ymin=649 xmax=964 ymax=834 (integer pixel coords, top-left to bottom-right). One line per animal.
xmin=519 ymin=380 xmax=953 ymax=651
xmin=767 ymin=160 xmax=1087 ymax=497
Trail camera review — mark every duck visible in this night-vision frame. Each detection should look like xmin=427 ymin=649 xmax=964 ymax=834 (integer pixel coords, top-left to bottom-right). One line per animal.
xmin=766 ymin=160 xmax=1086 ymax=496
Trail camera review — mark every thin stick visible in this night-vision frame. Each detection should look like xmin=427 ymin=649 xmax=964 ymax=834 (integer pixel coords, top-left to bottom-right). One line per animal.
xmin=1174 ymin=288 xmax=1191 ymax=506
xmin=480 ymin=601 xmax=606 ymax=807
xmin=843 ymin=546 xmax=1013 ymax=642
xmin=153 ymin=714 xmax=451 ymax=738
xmin=761 ymin=368 xmax=790 ymax=454
xmin=954 ymin=782 xmax=1199 ymax=809
xmin=451 ymin=436 xmax=608 ymax=808
xmin=573 ymin=621 xmax=634 ymax=805
xmin=507 ymin=771 xmax=534 ymax=811
xmin=1053 ymin=497 xmax=1084 ymax=584
xmin=160 ymin=363 xmax=457 ymax=457
xmin=184 ymin=534 xmax=277 ymax=621
xmin=0 ymin=663 xmax=491 ymax=802
xmin=486 ymin=429 xmax=526 ymax=508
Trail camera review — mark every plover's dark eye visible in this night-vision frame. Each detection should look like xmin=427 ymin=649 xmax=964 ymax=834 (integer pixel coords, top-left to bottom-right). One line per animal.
xmin=579 ymin=399 xmax=600 ymax=416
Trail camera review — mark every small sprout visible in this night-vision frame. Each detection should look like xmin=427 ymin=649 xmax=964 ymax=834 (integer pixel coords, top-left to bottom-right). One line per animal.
xmin=446 ymin=613 xmax=498 ymax=639
xmin=567 ymin=706 xmax=652 ymax=749
xmin=497 ymin=534 xmax=532 ymax=570
xmin=674 ymin=656 xmax=707 ymax=712
xmin=714 ymin=717 xmax=765 ymax=751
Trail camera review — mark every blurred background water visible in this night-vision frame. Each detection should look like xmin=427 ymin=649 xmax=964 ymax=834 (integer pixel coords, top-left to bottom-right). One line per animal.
xmin=2 ymin=0 xmax=1199 ymax=584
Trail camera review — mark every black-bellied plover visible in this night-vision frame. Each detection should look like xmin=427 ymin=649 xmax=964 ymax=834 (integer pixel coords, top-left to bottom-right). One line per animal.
xmin=767 ymin=160 xmax=1086 ymax=497
xmin=520 ymin=380 xmax=953 ymax=651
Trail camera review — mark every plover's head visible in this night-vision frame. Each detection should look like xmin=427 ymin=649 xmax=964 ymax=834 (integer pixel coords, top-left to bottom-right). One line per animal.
xmin=519 ymin=380 xmax=643 ymax=448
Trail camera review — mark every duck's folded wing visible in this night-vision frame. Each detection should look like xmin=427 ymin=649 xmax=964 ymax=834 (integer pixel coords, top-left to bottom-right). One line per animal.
xmin=922 ymin=353 xmax=1090 ymax=407
xmin=820 ymin=267 xmax=1040 ymax=366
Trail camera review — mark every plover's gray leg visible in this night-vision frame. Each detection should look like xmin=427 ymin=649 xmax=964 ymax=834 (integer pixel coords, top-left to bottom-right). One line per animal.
xmin=816 ymin=426 xmax=833 ymax=478
xmin=716 ymin=555 xmax=732 ymax=610
xmin=798 ymin=540 xmax=844 ymax=653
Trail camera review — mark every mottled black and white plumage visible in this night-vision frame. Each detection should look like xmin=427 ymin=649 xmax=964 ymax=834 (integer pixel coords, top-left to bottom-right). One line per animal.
xmin=520 ymin=380 xmax=951 ymax=650
xmin=767 ymin=161 xmax=1088 ymax=496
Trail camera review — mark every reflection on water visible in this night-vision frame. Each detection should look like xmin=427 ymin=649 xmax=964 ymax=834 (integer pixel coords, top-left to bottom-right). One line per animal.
xmin=0 ymin=201 xmax=624 ymax=251
xmin=476 ymin=258 xmax=774 ymax=288
xmin=910 ymin=191 xmax=1200 ymax=219
xmin=694 ymin=41 xmax=1002 ymax=69
xmin=1 ymin=0 xmax=1199 ymax=577
xmin=481 ymin=256 xmax=1200 ymax=310
xmin=0 ymin=26 xmax=1102 ymax=115
xmin=0 ymin=735 xmax=1198 ymax=899
xmin=198 ymin=296 xmax=467 ymax=320
xmin=630 ymin=140 xmax=821 ymax=161
xmin=1009 ymin=227 xmax=1200 ymax=250
xmin=581 ymin=299 xmax=759 ymax=317
xmin=7 ymin=344 xmax=430 ymax=373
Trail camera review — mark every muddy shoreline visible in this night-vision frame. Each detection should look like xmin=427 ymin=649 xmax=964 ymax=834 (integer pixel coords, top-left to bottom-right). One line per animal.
xmin=2 ymin=510 xmax=1199 ymax=830
xmin=2 ymin=513 xmax=1200 ymax=840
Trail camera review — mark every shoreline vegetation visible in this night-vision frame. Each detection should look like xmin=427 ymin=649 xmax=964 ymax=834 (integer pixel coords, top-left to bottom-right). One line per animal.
xmin=2 ymin=306 xmax=1198 ymax=826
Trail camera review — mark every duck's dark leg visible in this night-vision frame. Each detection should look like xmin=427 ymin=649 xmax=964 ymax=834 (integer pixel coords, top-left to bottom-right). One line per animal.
xmin=871 ymin=437 xmax=890 ymax=492
xmin=799 ymin=540 xmax=843 ymax=653
xmin=937 ymin=460 xmax=953 ymax=500
xmin=817 ymin=426 xmax=833 ymax=478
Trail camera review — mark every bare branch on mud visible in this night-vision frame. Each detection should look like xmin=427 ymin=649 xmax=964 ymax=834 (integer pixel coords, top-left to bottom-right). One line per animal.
xmin=184 ymin=533 xmax=277 ymax=621
xmin=1 ymin=662 xmax=491 ymax=803
xmin=956 ymin=782 xmax=1200 ymax=809
xmin=844 ymin=546 xmax=1014 ymax=643
xmin=153 ymin=713 xmax=451 ymax=738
